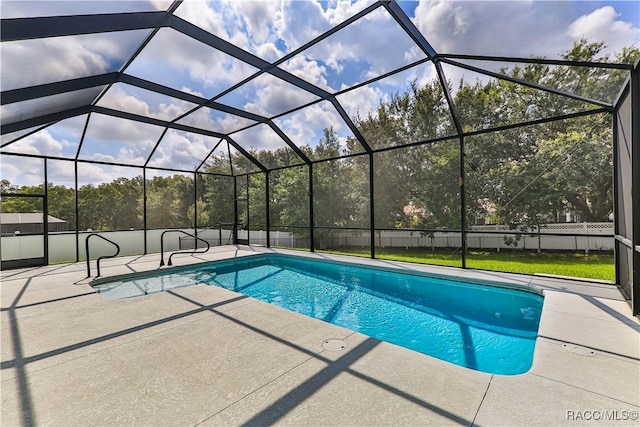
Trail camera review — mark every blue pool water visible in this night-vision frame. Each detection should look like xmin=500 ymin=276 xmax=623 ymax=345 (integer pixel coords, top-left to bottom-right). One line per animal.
xmin=96 ymin=254 xmax=543 ymax=375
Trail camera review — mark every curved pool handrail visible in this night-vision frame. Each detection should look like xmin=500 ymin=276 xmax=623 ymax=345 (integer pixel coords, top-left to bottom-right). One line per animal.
xmin=86 ymin=233 xmax=121 ymax=278
xmin=160 ymin=230 xmax=210 ymax=267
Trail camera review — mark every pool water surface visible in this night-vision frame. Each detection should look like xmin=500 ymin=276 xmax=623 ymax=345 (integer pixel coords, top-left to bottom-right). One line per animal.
xmin=95 ymin=254 xmax=544 ymax=375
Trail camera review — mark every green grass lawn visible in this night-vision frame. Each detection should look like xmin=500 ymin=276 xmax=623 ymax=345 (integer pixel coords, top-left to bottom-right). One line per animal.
xmin=317 ymin=247 xmax=614 ymax=282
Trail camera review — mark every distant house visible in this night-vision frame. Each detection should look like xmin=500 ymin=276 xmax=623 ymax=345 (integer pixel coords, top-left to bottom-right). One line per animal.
xmin=1 ymin=213 xmax=68 ymax=234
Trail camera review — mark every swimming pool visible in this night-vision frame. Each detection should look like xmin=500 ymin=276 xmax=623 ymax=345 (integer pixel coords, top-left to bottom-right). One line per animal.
xmin=94 ymin=254 xmax=544 ymax=375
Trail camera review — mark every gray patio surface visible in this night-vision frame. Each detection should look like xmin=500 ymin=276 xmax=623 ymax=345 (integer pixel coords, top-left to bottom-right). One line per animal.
xmin=1 ymin=246 xmax=639 ymax=426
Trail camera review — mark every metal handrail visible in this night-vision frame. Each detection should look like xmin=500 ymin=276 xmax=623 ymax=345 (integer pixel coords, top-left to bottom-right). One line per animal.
xmin=86 ymin=233 xmax=120 ymax=278
xmin=160 ymin=230 xmax=210 ymax=266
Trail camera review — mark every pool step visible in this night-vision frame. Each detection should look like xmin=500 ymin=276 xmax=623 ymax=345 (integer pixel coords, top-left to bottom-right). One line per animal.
xmin=97 ymin=275 xmax=201 ymax=299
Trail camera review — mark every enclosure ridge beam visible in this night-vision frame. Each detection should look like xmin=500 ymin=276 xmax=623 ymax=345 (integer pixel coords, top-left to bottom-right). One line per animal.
xmin=330 ymin=99 xmax=373 ymax=153
xmin=195 ymin=139 xmax=224 ymax=173
xmin=92 ymin=106 xmax=226 ymax=139
xmin=441 ymin=58 xmax=614 ymax=109
xmin=166 ymin=12 xmax=374 ymax=156
xmin=119 ymin=74 xmax=268 ymax=122
xmin=225 ymin=136 xmax=268 ymax=173
xmin=143 ymin=128 xmax=170 ymax=168
xmin=206 ymin=101 xmax=267 ymax=123
xmin=119 ymin=74 xmax=208 ymax=104
xmin=382 ymin=1 xmax=463 ymax=134
xmin=434 ymin=62 xmax=465 ymax=135
xmin=267 ymin=122 xmax=312 ymax=165
xmin=167 ymin=15 xmax=332 ymax=102
xmin=383 ymin=1 xmax=437 ymax=58
xmin=1 ymin=73 xmax=120 ymax=105
xmin=167 ymin=15 xmax=270 ymax=71
xmin=1 ymin=12 xmax=169 ymax=41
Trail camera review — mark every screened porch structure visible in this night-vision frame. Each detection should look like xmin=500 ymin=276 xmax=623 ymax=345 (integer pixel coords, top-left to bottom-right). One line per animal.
xmin=1 ymin=1 xmax=639 ymax=314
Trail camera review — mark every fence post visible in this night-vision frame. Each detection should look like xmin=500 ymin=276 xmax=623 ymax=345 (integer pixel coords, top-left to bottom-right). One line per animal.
xmin=584 ymin=222 xmax=589 ymax=254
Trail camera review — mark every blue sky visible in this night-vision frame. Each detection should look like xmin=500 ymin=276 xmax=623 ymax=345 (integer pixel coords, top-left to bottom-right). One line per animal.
xmin=1 ymin=0 xmax=639 ymax=186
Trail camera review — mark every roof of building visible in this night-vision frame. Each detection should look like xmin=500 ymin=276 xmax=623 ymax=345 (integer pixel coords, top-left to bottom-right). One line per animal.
xmin=1 ymin=213 xmax=67 ymax=224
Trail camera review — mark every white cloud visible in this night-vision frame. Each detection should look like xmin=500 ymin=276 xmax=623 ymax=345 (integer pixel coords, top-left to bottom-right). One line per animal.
xmin=230 ymin=1 xmax=282 ymax=46
xmin=410 ymin=0 xmax=639 ymax=97
xmin=235 ymin=73 xmax=319 ymax=117
xmin=1 ymin=31 xmax=148 ymax=91
xmin=148 ymin=130 xmax=219 ymax=170
xmin=232 ymin=123 xmax=287 ymax=151
xmin=568 ymin=6 xmax=640 ymax=56
xmin=413 ymin=0 xmax=566 ymax=57
xmin=337 ymin=84 xmax=387 ymax=120
xmin=280 ymin=5 xmax=425 ymax=93
xmin=85 ymin=114 xmax=164 ymax=147
xmin=1 ymin=0 xmax=170 ymax=18
xmin=86 ymin=145 xmax=150 ymax=167
xmin=276 ymin=101 xmax=348 ymax=148
xmin=279 ymin=56 xmax=330 ymax=90
xmin=174 ymin=0 xmax=281 ymax=60
xmin=76 ymin=163 xmax=142 ymax=187
xmin=3 ymin=131 xmax=65 ymax=157
xmin=98 ymin=86 xmax=152 ymax=118
xmin=413 ymin=0 xmax=639 ymax=58
xmin=276 ymin=0 xmax=374 ymax=52
xmin=177 ymin=108 xmax=255 ymax=134
xmin=277 ymin=0 xmax=329 ymax=51
xmin=0 ymin=155 xmax=44 ymax=187
xmin=46 ymin=159 xmax=77 ymax=187
xmin=126 ymin=28 xmax=258 ymax=97
xmin=98 ymin=85 xmax=198 ymax=121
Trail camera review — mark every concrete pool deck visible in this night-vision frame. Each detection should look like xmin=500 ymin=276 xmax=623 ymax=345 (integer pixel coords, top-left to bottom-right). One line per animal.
xmin=1 ymin=246 xmax=639 ymax=426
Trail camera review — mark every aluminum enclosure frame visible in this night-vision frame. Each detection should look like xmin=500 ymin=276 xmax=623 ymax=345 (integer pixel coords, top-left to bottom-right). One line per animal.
xmin=1 ymin=1 xmax=638 ymax=313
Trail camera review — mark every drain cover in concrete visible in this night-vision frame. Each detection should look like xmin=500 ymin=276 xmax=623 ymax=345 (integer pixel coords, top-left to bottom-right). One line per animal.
xmin=562 ymin=344 xmax=596 ymax=356
xmin=322 ymin=339 xmax=347 ymax=351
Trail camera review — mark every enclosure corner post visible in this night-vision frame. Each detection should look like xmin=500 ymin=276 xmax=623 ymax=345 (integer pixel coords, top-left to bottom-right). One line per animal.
xmin=631 ymin=62 xmax=640 ymax=315
xmin=265 ymin=171 xmax=271 ymax=248
xmin=460 ymin=136 xmax=467 ymax=269
xmin=193 ymin=172 xmax=198 ymax=238
xmin=143 ymin=168 xmax=148 ymax=255
xmin=369 ymin=153 xmax=376 ymax=259
xmin=43 ymin=158 xmax=49 ymax=266
xmin=309 ymin=163 xmax=315 ymax=252
xmin=233 ymin=175 xmax=239 ymax=245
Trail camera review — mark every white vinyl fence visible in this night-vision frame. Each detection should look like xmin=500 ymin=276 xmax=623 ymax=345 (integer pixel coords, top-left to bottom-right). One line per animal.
xmin=0 ymin=223 xmax=614 ymax=264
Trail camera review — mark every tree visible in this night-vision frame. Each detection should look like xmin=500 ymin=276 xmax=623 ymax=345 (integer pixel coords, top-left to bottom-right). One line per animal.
xmin=270 ymin=165 xmax=309 ymax=230
xmin=1 ymin=179 xmax=18 ymax=194
xmin=47 ymin=184 xmax=76 ymax=230
xmin=460 ymin=41 xmax=638 ymax=231
xmin=144 ymin=174 xmax=194 ymax=228
xmin=200 ymin=174 xmax=235 ymax=227
xmin=187 ymin=198 xmax=210 ymax=227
